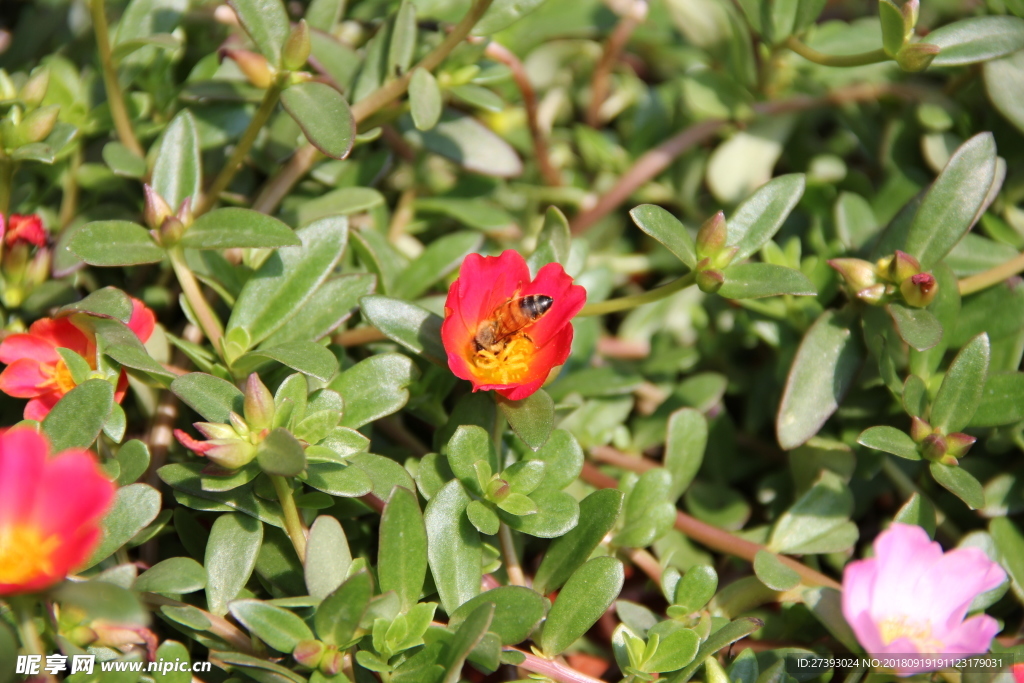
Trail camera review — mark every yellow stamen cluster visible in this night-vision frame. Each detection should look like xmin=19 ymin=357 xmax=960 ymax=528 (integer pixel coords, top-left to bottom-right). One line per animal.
xmin=52 ymin=359 xmax=77 ymax=394
xmin=0 ymin=524 xmax=60 ymax=586
xmin=877 ymin=614 xmax=943 ymax=652
xmin=471 ymin=335 xmax=535 ymax=385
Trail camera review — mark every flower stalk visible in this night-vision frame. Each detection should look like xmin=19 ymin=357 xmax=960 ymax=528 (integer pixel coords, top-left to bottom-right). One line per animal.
xmin=577 ymin=272 xmax=696 ymax=317
xmin=270 ymin=473 xmax=308 ymax=562
xmin=169 ymin=248 xmax=225 ymax=353
xmin=90 ymin=0 xmax=144 ymax=157
xmin=784 ymin=36 xmax=889 ymax=67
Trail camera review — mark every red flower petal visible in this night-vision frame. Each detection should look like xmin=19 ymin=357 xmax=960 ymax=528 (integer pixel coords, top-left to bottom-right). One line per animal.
xmin=0 ymin=429 xmax=47 ymax=525
xmin=0 ymin=358 xmax=52 ymax=397
xmin=27 ymin=317 xmax=94 ymax=358
xmin=128 ymin=298 xmax=156 ymax=343
xmin=24 ymin=393 xmax=62 ymax=422
xmin=5 ymin=214 xmax=47 ymax=248
xmin=0 ymin=332 xmax=59 ymax=365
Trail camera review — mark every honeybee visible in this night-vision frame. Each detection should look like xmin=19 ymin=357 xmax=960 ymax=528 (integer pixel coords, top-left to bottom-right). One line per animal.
xmin=474 ymin=294 xmax=554 ymax=353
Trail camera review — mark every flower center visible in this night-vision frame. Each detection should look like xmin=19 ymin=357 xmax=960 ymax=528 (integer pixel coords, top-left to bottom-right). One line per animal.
xmin=471 ymin=334 xmax=536 ymax=386
xmin=877 ymin=614 xmax=943 ymax=652
xmin=0 ymin=524 xmax=61 ymax=586
xmin=52 ymin=359 xmax=78 ymax=394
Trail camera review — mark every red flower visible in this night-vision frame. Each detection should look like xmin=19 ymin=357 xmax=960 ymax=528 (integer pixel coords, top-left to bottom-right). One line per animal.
xmin=0 ymin=429 xmax=114 ymax=595
xmin=2 ymin=214 xmax=47 ymax=248
xmin=0 ymin=298 xmax=156 ymax=420
xmin=442 ymin=250 xmax=586 ymax=400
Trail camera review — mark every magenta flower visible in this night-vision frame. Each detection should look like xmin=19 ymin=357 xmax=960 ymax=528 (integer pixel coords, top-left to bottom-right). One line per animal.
xmin=842 ymin=523 xmax=1006 ymax=675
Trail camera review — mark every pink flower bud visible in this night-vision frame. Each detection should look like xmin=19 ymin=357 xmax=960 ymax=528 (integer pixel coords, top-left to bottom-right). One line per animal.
xmin=896 ymin=43 xmax=940 ymax=72
xmin=695 ymin=268 xmax=725 ymax=294
xmin=293 ymin=639 xmax=326 ymax=668
xmin=945 ymin=432 xmax=977 ymax=459
xmin=900 ymin=272 xmax=937 ymax=307
xmin=921 ymin=433 xmax=947 ymax=461
xmin=696 ymin=211 xmax=727 ymax=260
xmin=244 ymin=373 xmax=276 ymax=431
xmin=829 ymin=258 xmax=878 ymax=292
xmin=144 ymin=184 xmax=173 ymax=231
xmin=888 ymin=250 xmax=922 ymax=283
xmin=221 ymin=48 xmax=275 ymax=89
xmin=18 ymin=69 xmax=49 ymax=108
xmin=909 ymin=416 xmax=932 ymax=443
xmin=282 ymin=20 xmax=312 ymax=71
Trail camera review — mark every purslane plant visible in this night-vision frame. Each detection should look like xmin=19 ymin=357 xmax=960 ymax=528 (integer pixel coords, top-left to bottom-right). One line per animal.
xmin=1 ymin=0 xmax=1024 ymax=681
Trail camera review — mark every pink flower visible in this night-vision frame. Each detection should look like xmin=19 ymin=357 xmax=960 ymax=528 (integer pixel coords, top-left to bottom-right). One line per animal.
xmin=0 ymin=429 xmax=115 ymax=595
xmin=1 ymin=214 xmax=47 ymax=248
xmin=842 ymin=523 xmax=1006 ymax=675
xmin=0 ymin=298 xmax=156 ymax=420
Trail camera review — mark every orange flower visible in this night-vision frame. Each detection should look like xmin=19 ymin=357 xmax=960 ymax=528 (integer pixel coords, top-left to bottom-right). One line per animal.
xmin=0 ymin=429 xmax=114 ymax=595
xmin=442 ymin=250 xmax=586 ymax=400
xmin=0 ymin=298 xmax=156 ymax=420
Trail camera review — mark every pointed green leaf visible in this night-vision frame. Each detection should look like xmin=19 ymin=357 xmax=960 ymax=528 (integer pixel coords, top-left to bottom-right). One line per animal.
xmin=727 ymin=174 xmax=806 ymax=261
xmin=379 ymin=487 xmax=429 ymax=611
xmin=932 ymin=333 xmax=990 ymax=434
xmin=857 ymin=426 xmax=921 ymax=460
xmin=180 ymin=208 xmax=300 ymax=249
xmin=228 ymin=0 xmax=290 ymax=65
xmin=541 ymin=556 xmax=624 ymax=656
xmin=718 ymin=263 xmax=816 ymax=299
xmin=630 ymin=204 xmax=696 ymax=269
xmin=425 ymin=479 xmax=481 ymax=615
xmin=930 ymin=462 xmax=985 ymax=509
xmin=205 ymin=512 xmax=264 ymax=616
xmin=281 ymin=82 xmax=355 ymax=160
xmin=152 ymin=109 xmax=201 ymax=210
xmin=68 ymin=221 xmax=164 ymax=266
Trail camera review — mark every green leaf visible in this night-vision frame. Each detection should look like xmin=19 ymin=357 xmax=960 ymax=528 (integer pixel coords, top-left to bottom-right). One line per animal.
xmin=666 ymin=618 xmax=764 ymax=683
xmin=205 ymin=512 xmax=264 ymax=616
xmin=928 ymin=16 xmax=1024 ymax=67
xmin=360 ymin=295 xmax=446 ymax=365
xmin=904 ymin=133 xmax=997 ymax=270
xmin=330 ymin=352 xmax=419 ymax=428
xmin=673 ymin=565 xmax=718 ymax=613
xmin=103 ymin=141 xmax=146 ymax=178
xmin=391 ymin=231 xmax=482 ymax=300
xmin=349 ymin=452 xmax=416 ymax=499
xmin=424 ymin=479 xmax=482 ymax=615
xmin=472 ymin=0 xmax=549 ymax=35
xmin=930 ymin=462 xmax=985 ymax=509
xmin=718 ymin=263 xmax=816 ymax=299
xmin=727 ymin=174 xmax=805 ymax=261
xmin=180 ymin=208 xmax=300 ymax=249
xmin=894 ymin=492 xmax=936 ymax=538
xmin=387 ymin=0 xmax=417 ymax=78
xmin=68 ymin=221 xmax=164 ymax=266
xmin=644 ymin=621 xmax=700 ymax=673
xmin=230 ymin=599 xmax=315 ymax=653
xmin=500 ymin=489 xmax=579 ymax=538
xmin=304 ymin=515 xmax=351 ymax=600
xmin=158 ymin=462 xmax=285 ymax=527
xmin=235 ymin=341 xmax=340 ymax=383
xmin=152 ymin=109 xmax=201 ymax=210
xmin=496 ymin=389 xmax=554 ymax=450
xmin=989 ymin=517 xmax=1024 ymax=600
xmin=522 ymin=428 xmax=583 ymax=492
xmin=442 ymin=603 xmax=494 ymax=683
xmin=630 ymin=204 xmax=696 ymax=269
xmin=776 ymin=310 xmax=864 ymax=450
xmin=400 ymin=109 xmax=523 ymax=178
xmin=614 ymin=469 xmax=676 ymax=548
xmin=281 ymin=82 xmax=355 ymax=160
xmin=449 ymin=586 xmax=547 ymax=645
xmin=753 ymin=550 xmax=800 ymax=591
xmin=303 ymin=462 xmax=374 ymax=497
xmin=84 ymin=483 xmax=162 ymax=569
xmin=228 ymin=217 xmax=349 ymax=346
xmin=541 ymin=556 xmax=624 ymax=657
xmin=256 ymin=428 xmax=307 ymax=476
xmin=409 ymin=68 xmax=443 ymax=131
xmin=42 ymin=379 xmax=115 ymax=451
xmin=316 ymin=571 xmax=372 ymax=646
xmin=857 ymin=426 xmax=921 ymax=460
xmin=292 ymin=187 xmax=385 ymax=226
xmin=984 ymin=51 xmax=1024 ymax=135
xmin=59 ymin=287 xmax=134 ymax=323
xmin=379 ymin=486 xmax=429 ymax=612
xmin=931 ymin=333 xmax=990 ymax=434
xmin=467 ymin=499 xmax=500 ymax=535
xmin=262 ymin=273 xmax=376 ymax=347
xmin=887 ymin=301 xmax=943 ymax=352
xmin=228 ymin=0 xmax=290 ymax=65
xmin=767 ymin=471 xmax=858 ymax=554
xmin=134 ymin=557 xmax=207 ymax=594
xmin=665 ymin=408 xmax=707 ymax=502
xmin=116 ymin=439 xmax=151 ymax=486
xmin=971 ymin=372 xmax=1024 ymax=427
xmin=528 ymin=206 xmax=572 ymax=270
xmin=878 ymin=0 xmax=905 ymax=56
xmin=170 ymin=372 xmax=245 ymax=423
xmin=152 ymin=641 xmax=191 ymax=683
xmin=306 ymin=0 xmax=344 ymax=30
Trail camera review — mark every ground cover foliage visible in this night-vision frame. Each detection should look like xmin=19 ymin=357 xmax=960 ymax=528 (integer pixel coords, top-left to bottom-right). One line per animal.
xmin=2 ymin=0 xmax=1024 ymax=681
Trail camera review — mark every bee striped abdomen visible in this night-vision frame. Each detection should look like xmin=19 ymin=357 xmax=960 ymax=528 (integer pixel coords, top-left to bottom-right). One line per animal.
xmin=474 ymin=294 xmax=555 ymax=354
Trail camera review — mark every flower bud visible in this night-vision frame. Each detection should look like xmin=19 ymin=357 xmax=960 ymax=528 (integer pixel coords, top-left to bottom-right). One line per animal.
xmin=696 ymin=211 xmax=727 ymax=260
xmin=696 ymin=268 xmax=724 ymax=294
xmin=244 ymin=373 xmax=276 ymax=431
xmin=945 ymin=432 xmax=977 ymax=459
xmin=319 ymin=648 xmax=344 ymax=676
xmin=229 ymin=411 xmax=250 ymax=436
xmin=856 ymin=283 xmax=889 ymax=305
xmin=19 ymin=69 xmax=50 ymax=108
xmin=159 ymin=216 xmax=185 ymax=246
xmin=901 ymin=0 xmax=919 ymax=36
xmin=21 ymin=104 xmax=59 ymax=143
xmin=293 ymin=639 xmax=326 ymax=669
xmin=175 ymin=196 xmax=194 ymax=227
xmin=486 ymin=478 xmax=510 ymax=501
xmin=282 ymin=20 xmax=312 ymax=71
xmin=195 ymin=421 xmax=239 ymax=440
xmin=90 ymin=621 xmax=148 ymax=649
xmin=5 ymin=214 xmax=47 ymax=248
xmin=900 ymin=272 xmax=937 ymax=307
xmin=144 ymin=184 xmax=173 ymax=231
xmin=888 ymin=250 xmax=921 ymax=283
xmin=25 ymin=248 xmax=51 ymax=287
xmin=206 ymin=440 xmax=257 ymax=469
xmin=0 ymin=70 xmax=17 ymax=101
xmin=222 ymin=49 xmax=275 ymax=89
xmin=65 ymin=625 xmax=98 ymax=647
xmin=896 ymin=43 xmax=940 ymax=72
xmin=909 ymin=416 xmax=932 ymax=443
xmin=829 ymin=258 xmax=878 ymax=293
xmin=921 ymin=433 xmax=947 ymax=462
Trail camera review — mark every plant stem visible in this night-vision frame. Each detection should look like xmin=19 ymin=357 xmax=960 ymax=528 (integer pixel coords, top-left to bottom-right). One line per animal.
xmin=142 ymin=593 xmax=256 ymax=654
xmin=958 ymin=251 xmax=1024 ymax=295
xmin=197 ymin=81 xmax=284 ymax=216
xmin=169 ymin=248 xmax=224 ymax=353
xmin=578 ymin=272 xmax=695 ymax=316
xmin=498 ymin=522 xmax=527 ymax=586
xmin=252 ymin=0 xmax=495 ymax=215
xmin=270 ymin=474 xmax=308 ymax=562
xmin=580 ymin=463 xmax=842 ymax=589
xmin=90 ymin=0 xmax=144 ymax=157
xmin=59 ymin=146 xmax=82 ymax=228
xmin=12 ymin=596 xmax=46 ymax=656
xmin=586 ymin=0 xmax=647 ymax=128
xmin=783 ymin=36 xmax=889 ymax=67
xmin=0 ymin=159 xmax=13 ymax=218
xmin=623 ymin=546 xmax=662 ymax=587
xmin=504 ymin=647 xmax=606 ymax=683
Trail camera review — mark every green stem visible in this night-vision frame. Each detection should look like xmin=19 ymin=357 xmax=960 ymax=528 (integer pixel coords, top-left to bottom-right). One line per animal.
xmin=270 ymin=474 xmax=308 ymax=562
xmin=169 ymin=248 xmax=224 ymax=352
xmin=784 ymin=36 xmax=889 ymax=67
xmin=0 ymin=159 xmax=13 ymax=218
xmin=197 ymin=80 xmax=284 ymax=216
xmin=578 ymin=272 xmax=695 ymax=317
xmin=880 ymin=457 xmax=962 ymax=540
xmin=498 ymin=522 xmax=526 ymax=586
xmin=958 ymin=251 xmax=1024 ymax=295
xmin=90 ymin=0 xmax=144 ymax=157
xmin=12 ymin=597 xmax=52 ymax=673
